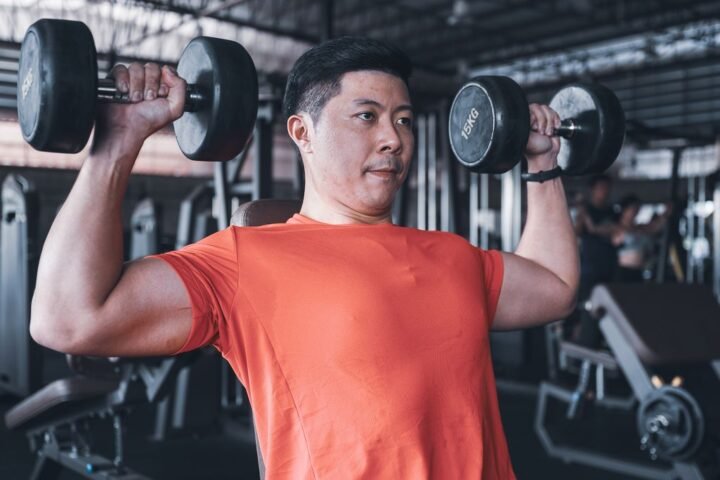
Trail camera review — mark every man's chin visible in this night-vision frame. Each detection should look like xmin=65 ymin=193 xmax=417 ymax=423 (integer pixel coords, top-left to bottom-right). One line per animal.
xmin=356 ymin=195 xmax=396 ymax=216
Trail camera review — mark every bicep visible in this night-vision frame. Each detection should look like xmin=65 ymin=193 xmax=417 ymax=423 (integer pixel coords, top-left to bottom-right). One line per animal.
xmin=83 ymin=257 xmax=192 ymax=357
xmin=492 ymin=252 xmax=575 ymax=331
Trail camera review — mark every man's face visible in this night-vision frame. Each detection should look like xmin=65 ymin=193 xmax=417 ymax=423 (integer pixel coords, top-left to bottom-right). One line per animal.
xmin=591 ymin=180 xmax=610 ymax=206
xmin=304 ymin=70 xmax=414 ymax=216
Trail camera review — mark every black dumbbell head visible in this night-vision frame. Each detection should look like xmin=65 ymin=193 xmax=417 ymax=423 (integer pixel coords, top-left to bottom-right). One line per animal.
xmin=549 ymin=83 xmax=625 ymax=176
xmin=17 ymin=19 xmax=98 ymax=153
xmin=173 ymin=37 xmax=258 ymax=161
xmin=449 ymin=76 xmax=529 ymax=173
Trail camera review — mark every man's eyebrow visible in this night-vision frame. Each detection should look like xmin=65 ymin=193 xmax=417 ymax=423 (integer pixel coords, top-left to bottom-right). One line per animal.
xmin=352 ymin=98 xmax=414 ymax=113
xmin=395 ymin=104 xmax=414 ymax=114
xmin=353 ymin=98 xmax=382 ymax=107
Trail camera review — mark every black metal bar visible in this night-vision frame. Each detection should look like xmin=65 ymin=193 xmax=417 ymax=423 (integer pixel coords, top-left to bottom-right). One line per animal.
xmin=226 ymin=137 xmax=253 ymax=185
xmin=0 ymin=174 xmax=41 ymax=398
xmin=453 ymin=9 xmax=720 ymax=70
xmin=115 ymin=0 xmax=320 ymax=44
xmin=416 ymin=114 xmax=427 ymax=230
xmin=413 ymin=1 xmax=720 ymax=68
xmin=332 ymin=0 xmax=414 ymax=24
xmin=715 ymin=185 xmax=720 ymax=301
xmin=96 ymin=79 xmax=205 ymax=112
xmin=345 ymin=0 xmax=523 ymax=53
xmin=336 ymin=0 xmax=452 ymax=39
xmin=656 ymin=148 xmax=683 ymax=283
xmin=321 ymin=0 xmax=334 ymax=41
xmin=439 ymin=101 xmax=454 ymax=232
xmin=252 ymin=103 xmax=275 ymax=200
xmin=213 ymin=161 xmax=231 ymax=229
xmin=293 ymin=151 xmax=305 ymax=199
xmin=392 ymin=175 xmax=409 ymax=226
xmin=428 ymin=112 xmax=437 ymax=230
xmin=625 ymin=120 xmax=715 ymax=146
xmin=554 ymin=119 xmax=579 ymax=139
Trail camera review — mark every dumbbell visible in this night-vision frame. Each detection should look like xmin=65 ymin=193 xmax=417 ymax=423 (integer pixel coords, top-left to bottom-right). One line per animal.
xmin=17 ymin=19 xmax=258 ymax=161
xmin=448 ymin=76 xmax=625 ymax=176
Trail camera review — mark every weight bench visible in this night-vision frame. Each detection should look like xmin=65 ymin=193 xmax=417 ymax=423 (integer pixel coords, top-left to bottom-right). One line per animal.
xmin=535 ymin=283 xmax=720 ymax=480
xmin=5 ymin=352 xmax=200 ymax=479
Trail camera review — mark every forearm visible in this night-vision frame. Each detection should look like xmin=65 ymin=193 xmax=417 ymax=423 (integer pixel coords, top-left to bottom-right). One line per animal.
xmin=515 ymin=177 xmax=579 ymax=295
xmin=32 ymin=136 xmax=142 ymax=336
xmin=491 ymin=105 xmax=581 ymax=330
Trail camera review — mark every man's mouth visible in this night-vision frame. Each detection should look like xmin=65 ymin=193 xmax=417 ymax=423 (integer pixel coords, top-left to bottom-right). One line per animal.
xmin=367 ymin=168 xmax=399 ymax=179
xmin=365 ymin=161 xmax=402 ymax=176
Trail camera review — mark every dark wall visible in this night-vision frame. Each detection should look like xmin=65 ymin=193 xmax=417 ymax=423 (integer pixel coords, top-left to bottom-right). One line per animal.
xmin=0 ymin=166 xmax=210 ymax=257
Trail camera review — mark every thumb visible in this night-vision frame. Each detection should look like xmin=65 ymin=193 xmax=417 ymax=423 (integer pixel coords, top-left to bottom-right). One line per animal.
xmin=551 ymin=135 xmax=561 ymax=154
xmin=161 ymin=65 xmax=187 ymax=119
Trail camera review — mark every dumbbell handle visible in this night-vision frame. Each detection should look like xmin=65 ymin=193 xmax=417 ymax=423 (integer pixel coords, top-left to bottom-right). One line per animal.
xmin=96 ymin=79 xmax=205 ymax=113
xmin=553 ymin=119 xmax=580 ymax=139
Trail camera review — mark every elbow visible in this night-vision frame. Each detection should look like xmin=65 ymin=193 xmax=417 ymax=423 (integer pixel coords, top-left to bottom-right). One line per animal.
xmin=29 ymin=310 xmax=73 ymax=353
xmin=556 ymin=284 xmax=578 ymax=319
xmin=30 ymin=300 xmax=94 ymax=355
xmin=559 ymin=293 xmax=577 ymax=319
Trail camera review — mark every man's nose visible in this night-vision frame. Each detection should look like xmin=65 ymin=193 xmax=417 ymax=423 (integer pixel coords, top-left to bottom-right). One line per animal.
xmin=378 ymin=119 xmax=403 ymax=155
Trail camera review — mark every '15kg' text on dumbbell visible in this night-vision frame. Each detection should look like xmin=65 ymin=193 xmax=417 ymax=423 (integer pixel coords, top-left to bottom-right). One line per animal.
xmin=449 ymin=76 xmax=626 ymax=178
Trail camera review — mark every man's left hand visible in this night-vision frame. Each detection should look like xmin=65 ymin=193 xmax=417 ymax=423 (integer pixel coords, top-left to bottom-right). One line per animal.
xmin=525 ymin=103 xmax=561 ymax=173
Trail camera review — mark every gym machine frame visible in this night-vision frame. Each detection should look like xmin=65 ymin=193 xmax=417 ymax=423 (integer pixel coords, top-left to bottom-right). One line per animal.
xmin=535 ymin=285 xmax=718 ymax=480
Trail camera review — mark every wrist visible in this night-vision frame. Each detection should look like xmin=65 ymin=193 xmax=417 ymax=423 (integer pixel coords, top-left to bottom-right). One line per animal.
xmin=522 ymin=167 xmax=562 ymax=184
xmin=525 ymin=153 xmax=558 ymax=174
xmin=87 ymin=128 xmax=144 ymax=179
xmin=90 ymin=126 xmax=144 ymax=157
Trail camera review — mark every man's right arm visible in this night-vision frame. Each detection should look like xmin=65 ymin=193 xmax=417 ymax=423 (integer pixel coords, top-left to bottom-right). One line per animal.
xmin=30 ymin=64 xmax=193 ymax=357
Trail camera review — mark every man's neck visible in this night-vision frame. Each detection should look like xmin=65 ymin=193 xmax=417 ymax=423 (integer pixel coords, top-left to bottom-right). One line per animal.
xmin=300 ymin=195 xmax=393 ymax=225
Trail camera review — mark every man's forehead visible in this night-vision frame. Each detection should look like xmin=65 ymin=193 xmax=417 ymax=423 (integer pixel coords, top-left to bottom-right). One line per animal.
xmin=336 ymin=70 xmax=412 ymax=105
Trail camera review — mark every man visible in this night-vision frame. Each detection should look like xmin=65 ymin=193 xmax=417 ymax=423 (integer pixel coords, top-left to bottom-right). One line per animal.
xmin=572 ymin=175 xmax=617 ymax=347
xmin=30 ymin=37 xmax=578 ymax=478
xmin=574 ymin=175 xmax=618 ymax=299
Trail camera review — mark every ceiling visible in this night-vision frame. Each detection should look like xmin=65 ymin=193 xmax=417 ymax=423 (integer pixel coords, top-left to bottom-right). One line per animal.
xmin=1 ymin=0 xmax=720 ymax=141
xmin=128 ymin=0 xmax=720 ymax=72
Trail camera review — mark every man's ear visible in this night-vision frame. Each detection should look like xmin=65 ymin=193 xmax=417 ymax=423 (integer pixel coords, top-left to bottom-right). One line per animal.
xmin=287 ymin=114 xmax=314 ymax=154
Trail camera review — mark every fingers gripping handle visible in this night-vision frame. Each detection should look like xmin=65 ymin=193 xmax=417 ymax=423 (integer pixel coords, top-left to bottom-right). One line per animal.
xmin=96 ymin=79 xmax=206 ymax=113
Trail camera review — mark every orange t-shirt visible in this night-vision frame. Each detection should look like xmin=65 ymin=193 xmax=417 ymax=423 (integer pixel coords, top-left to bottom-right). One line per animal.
xmin=156 ymin=214 xmax=515 ymax=479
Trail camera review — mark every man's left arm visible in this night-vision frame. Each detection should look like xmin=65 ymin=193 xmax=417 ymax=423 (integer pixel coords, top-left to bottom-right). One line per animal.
xmin=492 ymin=104 xmax=580 ymax=331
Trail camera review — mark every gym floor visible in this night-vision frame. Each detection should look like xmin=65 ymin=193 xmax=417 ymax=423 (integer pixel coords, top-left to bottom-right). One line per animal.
xmin=0 ymin=351 xmax=642 ymax=479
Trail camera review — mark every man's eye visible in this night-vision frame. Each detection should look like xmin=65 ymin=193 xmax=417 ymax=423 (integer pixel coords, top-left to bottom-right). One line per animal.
xmin=357 ymin=112 xmax=375 ymax=121
xmin=397 ymin=117 xmax=413 ymax=127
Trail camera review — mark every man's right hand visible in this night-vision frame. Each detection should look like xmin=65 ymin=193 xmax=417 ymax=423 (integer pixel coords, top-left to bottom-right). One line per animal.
xmin=93 ymin=63 xmax=187 ymax=151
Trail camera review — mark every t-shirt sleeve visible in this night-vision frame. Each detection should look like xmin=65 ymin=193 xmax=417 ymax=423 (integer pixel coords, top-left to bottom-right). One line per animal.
xmin=476 ymin=248 xmax=504 ymax=328
xmin=151 ymin=227 xmax=238 ymax=355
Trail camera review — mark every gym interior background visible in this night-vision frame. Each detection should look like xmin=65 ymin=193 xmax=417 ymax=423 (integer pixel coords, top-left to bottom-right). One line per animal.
xmin=2 ymin=1 xmax=720 ymax=479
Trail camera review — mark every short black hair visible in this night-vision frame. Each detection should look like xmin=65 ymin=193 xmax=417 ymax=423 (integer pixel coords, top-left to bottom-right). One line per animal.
xmin=588 ymin=174 xmax=612 ymax=188
xmin=283 ymin=36 xmax=412 ymax=122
